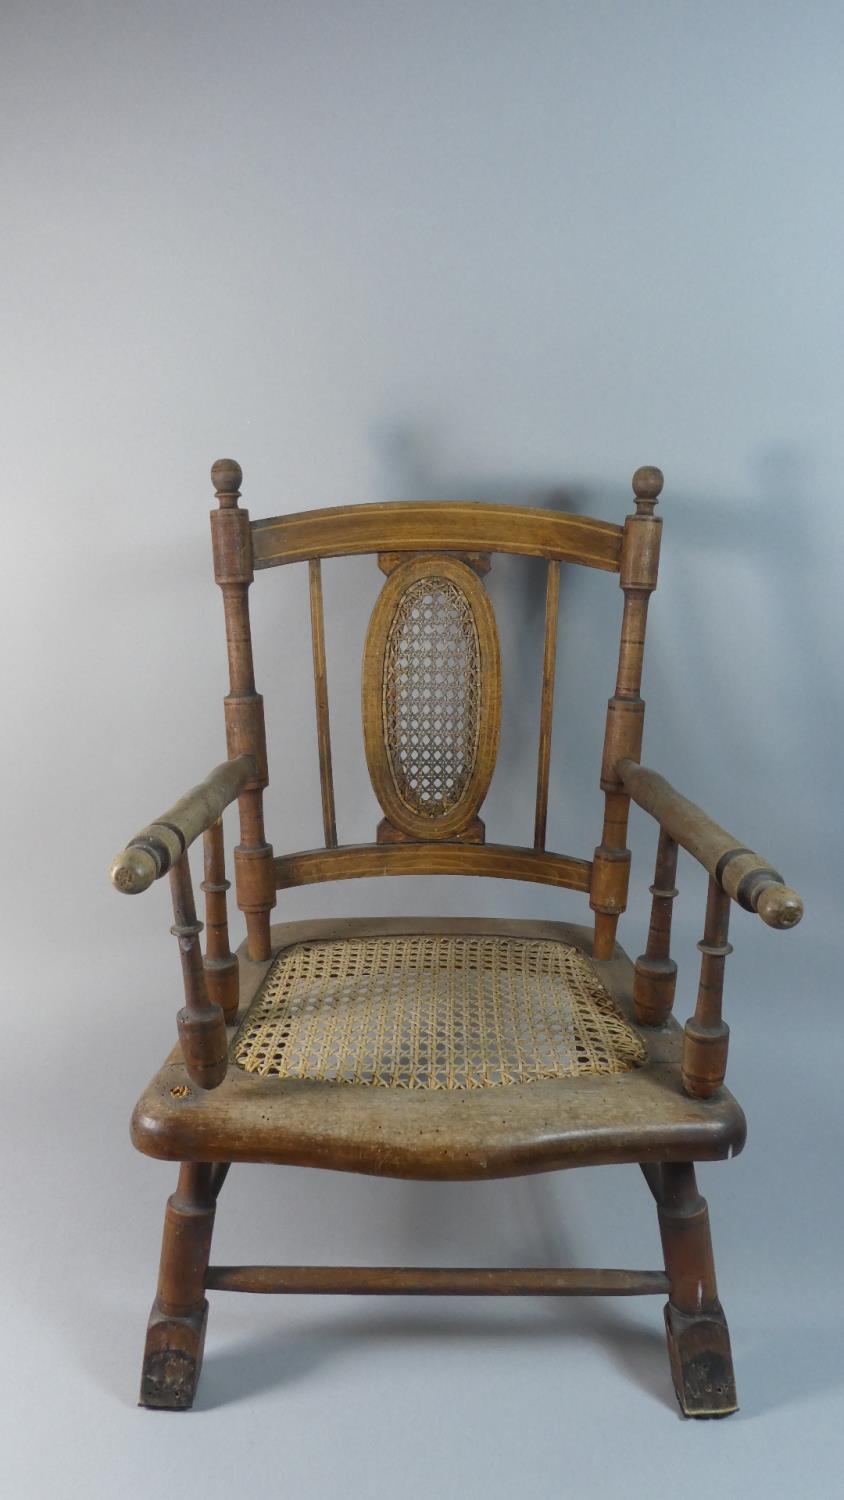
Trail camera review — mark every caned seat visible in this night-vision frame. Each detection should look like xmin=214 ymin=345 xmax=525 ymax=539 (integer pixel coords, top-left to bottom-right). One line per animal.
xmin=131 ymin=918 xmax=746 ymax=1178
xmin=112 ymin=461 xmax=799 ymax=1415
xmin=232 ymin=932 xmax=646 ymax=1087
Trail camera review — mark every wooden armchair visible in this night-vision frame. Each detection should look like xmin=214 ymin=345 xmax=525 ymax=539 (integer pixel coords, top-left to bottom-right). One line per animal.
xmin=110 ymin=460 xmax=802 ymax=1416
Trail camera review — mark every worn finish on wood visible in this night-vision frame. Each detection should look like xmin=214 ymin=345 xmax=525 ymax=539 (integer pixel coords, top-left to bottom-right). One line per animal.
xmin=618 ymin=760 xmax=803 ymax=928
xmin=591 ymin=468 xmax=664 ymax=957
xmin=204 ymin=1265 xmax=669 ymax=1296
xmin=655 ymin=1162 xmax=738 ymax=1417
xmin=273 ymin=844 xmax=592 ymax=892
xmin=131 ymin=917 xmax=746 ymax=1178
xmin=211 ymin=460 xmax=276 ymax=960
xmin=252 ymin=500 xmax=624 ymax=572
xmin=682 ymin=878 xmax=732 ymax=1098
xmin=534 ymin=559 xmax=561 ymax=850
xmin=634 ymin=829 xmax=679 ymax=1026
xmin=140 ymin=1162 xmax=217 ymax=1410
xmin=169 ymin=855 xmax=228 ymax=1091
xmin=308 ymin=558 xmax=337 ymax=848
xmin=111 ymin=455 xmax=806 ymax=1413
xmin=378 ymin=549 xmax=491 ymax=577
xmin=362 ymin=554 xmax=501 ymax=842
xmin=110 ymin=755 xmax=255 ymax=894
xmin=201 ymin=819 xmax=239 ymax=1023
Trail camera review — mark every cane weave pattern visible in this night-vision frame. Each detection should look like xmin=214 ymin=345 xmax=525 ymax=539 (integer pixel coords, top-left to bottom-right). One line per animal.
xmin=383 ymin=576 xmax=481 ymax=819
xmin=231 ymin=935 xmax=646 ymax=1089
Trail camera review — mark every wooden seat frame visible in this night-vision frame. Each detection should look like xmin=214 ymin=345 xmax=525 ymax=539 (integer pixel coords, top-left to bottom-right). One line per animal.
xmin=111 ymin=461 xmax=802 ymax=1417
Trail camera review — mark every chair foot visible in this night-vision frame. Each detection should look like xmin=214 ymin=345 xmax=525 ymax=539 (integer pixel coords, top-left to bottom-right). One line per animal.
xmin=140 ymin=1299 xmax=208 ymax=1410
xmin=653 ymin=1162 xmax=738 ymax=1418
xmin=664 ymin=1300 xmax=738 ymax=1418
xmin=139 ymin=1162 xmax=217 ymax=1410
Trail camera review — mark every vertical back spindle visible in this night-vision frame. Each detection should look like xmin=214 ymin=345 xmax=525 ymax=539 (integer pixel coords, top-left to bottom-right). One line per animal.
xmin=534 ymin=559 xmax=561 ymax=850
xmin=211 ymin=459 xmax=276 ymax=961
xmin=591 ymin=466 xmax=663 ymax=959
xmin=682 ymin=877 xmax=732 ymax=1097
xmin=633 ymin=828 xmax=679 ymax=1025
xmin=201 ymin=818 xmax=239 ymax=1023
xmin=170 ymin=854 xmax=228 ymax=1090
xmin=308 ymin=558 xmax=337 ymax=848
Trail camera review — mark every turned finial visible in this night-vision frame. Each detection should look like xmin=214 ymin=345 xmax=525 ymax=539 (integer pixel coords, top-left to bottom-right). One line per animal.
xmin=632 ymin=465 xmax=664 ymax=517
xmin=211 ymin=458 xmax=242 ymax=508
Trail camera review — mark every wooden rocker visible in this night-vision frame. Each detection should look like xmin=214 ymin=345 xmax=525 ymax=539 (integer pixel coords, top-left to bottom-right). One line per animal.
xmin=110 ymin=460 xmax=802 ymax=1416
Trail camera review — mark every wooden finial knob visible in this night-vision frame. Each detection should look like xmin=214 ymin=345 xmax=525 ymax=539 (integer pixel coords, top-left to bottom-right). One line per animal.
xmin=632 ymin=466 xmax=664 ymax=514
xmin=211 ymin=458 xmax=242 ymax=507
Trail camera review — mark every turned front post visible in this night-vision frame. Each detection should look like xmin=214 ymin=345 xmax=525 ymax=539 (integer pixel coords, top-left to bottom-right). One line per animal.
xmin=170 ymin=854 xmax=228 ymax=1089
xmin=211 ymin=459 xmax=276 ymax=960
xmin=683 ymin=877 xmax=732 ymax=1097
xmin=591 ymin=466 xmax=664 ymax=958
xmin=633 ymin=828 xmax=679 ymax=1025
xmin=201 ymin=818 xmax=239 ymax=1022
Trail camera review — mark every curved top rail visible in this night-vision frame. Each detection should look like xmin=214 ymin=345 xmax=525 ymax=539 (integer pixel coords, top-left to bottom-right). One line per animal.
xmin=251 ymin=501 xmax=624 ymax=573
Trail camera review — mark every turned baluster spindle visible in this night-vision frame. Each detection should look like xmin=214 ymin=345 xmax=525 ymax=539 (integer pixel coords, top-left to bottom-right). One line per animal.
xmin=682 ymin=876 xmax=732 ymax=1098
xmin=633 ymin=828 xmax=679 ymax=1025
xmin=591 ymin=466 xmax=664 ymax=959
xmin=170 ymin=854 xmax=228 ymax=1090
xmin=201 ymin=818 xmax=239 ymax=1023
xmin=534 ymin=559 xmax=561 ymax=851
xmin=211 ymin=459 xmax=276 ymax=961
xmin=309 ymin=558 xmax=337 ymax=848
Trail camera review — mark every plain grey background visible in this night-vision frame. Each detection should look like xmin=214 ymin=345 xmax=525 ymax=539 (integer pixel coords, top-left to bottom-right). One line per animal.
xmin=2 ymin=2 xmax=842 ymax=1496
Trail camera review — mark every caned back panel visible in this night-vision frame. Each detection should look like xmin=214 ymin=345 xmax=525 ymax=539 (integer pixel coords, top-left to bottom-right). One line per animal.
xmin=211 ymin=469 xmax=664 ymax=962
xmin=362 ymin=554 xmax=501 ymax=843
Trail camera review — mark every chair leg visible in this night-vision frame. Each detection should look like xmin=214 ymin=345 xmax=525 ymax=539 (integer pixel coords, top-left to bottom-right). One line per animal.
xmin=653 ymin=1162 xmax=738 ymax=1418
xmin=140 ymin=1162 xmax=218 ymax=1410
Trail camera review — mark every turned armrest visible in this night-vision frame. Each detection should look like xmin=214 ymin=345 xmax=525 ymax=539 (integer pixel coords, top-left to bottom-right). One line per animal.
xmin=110 ymin=755 xmax=256 ymax=894
xmin=617 ymin=759 xmax=803 ymax=930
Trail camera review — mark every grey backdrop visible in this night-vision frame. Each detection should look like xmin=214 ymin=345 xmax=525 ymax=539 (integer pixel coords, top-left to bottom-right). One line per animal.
xmin=2 ymin=3 xmax=842 ymax=1497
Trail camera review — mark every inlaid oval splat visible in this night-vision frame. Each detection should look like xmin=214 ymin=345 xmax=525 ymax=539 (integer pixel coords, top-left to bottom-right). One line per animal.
xmin=362 ymin=555 xmax=501 ymax=840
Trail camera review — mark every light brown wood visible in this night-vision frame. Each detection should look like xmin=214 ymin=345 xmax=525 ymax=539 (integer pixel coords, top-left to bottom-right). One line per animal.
xmin=591 ymin=467 xmax=664 ymax=957
xmin=534 ymin=559 xmax=561 ymax=850
xmin=110 ymin=755 xmax=255 ymax=894
xmin=251 ymin=500 xmax=624 ymax=572
xmin=131 ymin=916 xmax=747 ymax=1179
xmin=201 ymin=819 xmax=239 ymax=1023
xmin=211 ymin=460 xmax=276 ymax=960
xmin=308 ymin=558 xmax=337 ymax=848
xmin=204 ymin=1265 xmax=669 ymax=1296
xmin=273 ymin=843 xmax=592 ymax=891
xmin=112 ymin=455 xmax=808 ymax=1415
xmin=633 ymin=829 xmax=679 ymax=1026
xmin=655 ymin=1162 xmax=738 ymax=1416
xmin=169 ymin=855 xmax=228 ymax=1090
xmin=140 ymin=1162 xmax=216 ymax=1409
xmin=362 ymin=554 xmax=501 ymax=841
xmin=378 ymin=549 xmax=492 ymax=577
xmin=682 ymin=877 xmax=732 ymax=1098
xmin=617 ymin=760 xmax=803 ymax=928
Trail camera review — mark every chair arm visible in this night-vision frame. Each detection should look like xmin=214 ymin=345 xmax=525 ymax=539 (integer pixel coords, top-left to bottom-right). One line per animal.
xmin=110 ymin=755 xmax=255 ymax=895
xmin=617 ymin=759 xmax=803 ymax=930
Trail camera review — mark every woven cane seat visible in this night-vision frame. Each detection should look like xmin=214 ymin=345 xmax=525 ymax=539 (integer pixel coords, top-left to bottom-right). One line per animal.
xmin=132 ymin=918 xmax=747 ymax=1175
xmin=231 ymin=934 xmax=646 ymax=1090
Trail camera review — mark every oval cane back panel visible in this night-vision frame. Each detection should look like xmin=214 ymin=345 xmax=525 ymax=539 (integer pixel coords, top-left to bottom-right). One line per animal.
xmin=231 ymin=934 xmax=647 ymax=1089
xmin=362 ymin=555 xmax=501 ymax=840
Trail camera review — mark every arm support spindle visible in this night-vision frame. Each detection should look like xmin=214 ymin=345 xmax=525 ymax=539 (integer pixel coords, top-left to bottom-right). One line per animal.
xmin=170 ymin=854 xmax=228 ymax=1090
